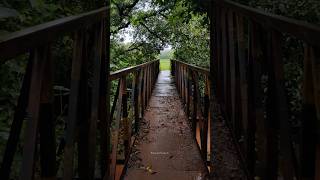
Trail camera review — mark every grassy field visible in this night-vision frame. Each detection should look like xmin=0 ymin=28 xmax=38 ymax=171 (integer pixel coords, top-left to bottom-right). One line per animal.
xmin=160 ymin=59 xmax=170 ymax=71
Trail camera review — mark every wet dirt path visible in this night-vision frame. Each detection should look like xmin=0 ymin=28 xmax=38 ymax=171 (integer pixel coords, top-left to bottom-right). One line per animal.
xmin=123 ymin=71 xmax=208 ymax=180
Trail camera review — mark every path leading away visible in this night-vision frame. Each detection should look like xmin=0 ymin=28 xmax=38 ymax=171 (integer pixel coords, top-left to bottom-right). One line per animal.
xmin=124 ymin=71 xmax=208 ymax=180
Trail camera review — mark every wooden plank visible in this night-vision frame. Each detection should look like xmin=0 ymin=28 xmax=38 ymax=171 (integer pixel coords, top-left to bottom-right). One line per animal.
xmin=20 ymin=46 xmax=48 ymax=180
xmin=63 ymin=30 xmax=85 ymax=180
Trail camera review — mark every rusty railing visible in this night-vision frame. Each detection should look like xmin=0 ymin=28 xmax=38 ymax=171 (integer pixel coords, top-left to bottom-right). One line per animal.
xmin=0 ymin=7 xmax=110 ymax=180
xmin=108 ymin=60 xmax=159 ymax=179
xmin=171 ymin=60 xmax=211 ymax=167
xmin=211 ymin=0 xmax=320 ymax=179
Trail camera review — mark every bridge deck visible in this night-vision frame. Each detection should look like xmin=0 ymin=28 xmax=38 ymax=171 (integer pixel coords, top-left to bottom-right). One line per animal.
xmin=123 ymin=71 xmax=208 ymax=180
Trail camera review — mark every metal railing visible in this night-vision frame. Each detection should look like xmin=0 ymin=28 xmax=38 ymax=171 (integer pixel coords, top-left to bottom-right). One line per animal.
xmin=108 ymin=60 xmax=159 ymax=179
xmin=211 ymin=0 xmax=320 ymax=179
xmin=171 ymin=60 xmax=211 ymax=166
xmin=0 ymin=7 xmax=110 ymax=180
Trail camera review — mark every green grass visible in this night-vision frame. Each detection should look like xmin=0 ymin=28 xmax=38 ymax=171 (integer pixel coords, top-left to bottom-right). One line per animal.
xmin=160 ymin=59 xmax=170 ymax=71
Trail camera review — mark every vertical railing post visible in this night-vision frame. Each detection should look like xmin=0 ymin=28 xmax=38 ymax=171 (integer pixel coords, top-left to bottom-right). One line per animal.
xmin=99 ymin=18 xmax=109 ymax=179
xmin=187 ymin=68 xmax=191 ymax=118
xmin=39 ymin=45 xmax=56 ymax=180
xmin=192 ymin=71 xmax=198 ymax=136
xmin=122 ymin=77 xmax=129 ymax=157
xmin=20 ymin=46 xmax=48 ymax=180
xmin=301 ymin=45 xmax=320 ymax=180
xmin=109 ymin=77 xmax=125 ymax=180
xmin=77 ymin=30 xmax=90 ymax=180
xmin=133 ymin=70 xmax=141 ymax=133
xmin=201 ymin=76 xmax=210 ymax=162
xmin=86 ymin=22 xmax=104 ymax=179
xmin=139 ymin=68 xmax=144 ymax=117
xmin=101 ymin=2 xmax=111 ymax=178
xmin=246 ymin=21 xmax=260 ymax=176
xmin=63 ymin=30 xmax=85 ymax=180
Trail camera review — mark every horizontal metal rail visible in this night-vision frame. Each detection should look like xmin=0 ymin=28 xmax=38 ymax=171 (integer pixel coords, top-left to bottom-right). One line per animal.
xmin=109 ymin=60 xmax=159 ymax=80
xmin=0 ymin=7 xmax=107 ymax=60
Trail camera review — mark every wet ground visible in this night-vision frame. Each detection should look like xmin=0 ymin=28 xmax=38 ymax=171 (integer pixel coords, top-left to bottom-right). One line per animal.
xmin=123 ymin=71 xmax=208 ymax=180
